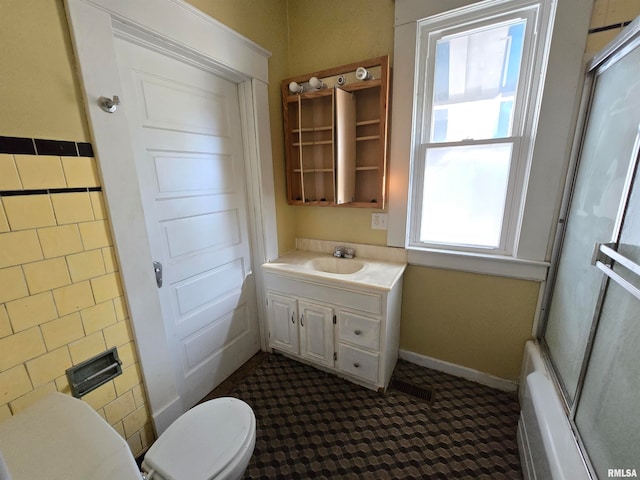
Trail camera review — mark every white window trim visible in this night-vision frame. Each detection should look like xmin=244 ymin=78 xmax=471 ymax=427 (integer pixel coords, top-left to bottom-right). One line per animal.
xmin=410 ymin=3 xmax=542 ymax=257
xmin=388 ymin=0 xmax=594 ymax=281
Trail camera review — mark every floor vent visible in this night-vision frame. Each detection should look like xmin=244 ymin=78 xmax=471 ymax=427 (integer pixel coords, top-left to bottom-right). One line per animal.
xmin=390 ymin=378 xmax=435 ymax=403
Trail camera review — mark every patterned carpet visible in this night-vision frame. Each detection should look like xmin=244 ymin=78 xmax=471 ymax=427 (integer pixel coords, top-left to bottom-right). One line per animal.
xmin=218 ymin=353 xmax=522 ymax=479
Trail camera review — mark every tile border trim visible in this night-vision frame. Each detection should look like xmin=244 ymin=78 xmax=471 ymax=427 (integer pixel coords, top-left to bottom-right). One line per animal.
xmin=0 ymin=135 xmax=94 ymax=157
xmin=589 ymin=20 xmax=632 ymax=35
xmin=0 ymin=187 xmax=102 ymax=197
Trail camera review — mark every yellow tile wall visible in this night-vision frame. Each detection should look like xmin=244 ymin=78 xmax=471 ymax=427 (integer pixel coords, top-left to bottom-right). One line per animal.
xmin=0 ymin=151 xmax=155 ymax=458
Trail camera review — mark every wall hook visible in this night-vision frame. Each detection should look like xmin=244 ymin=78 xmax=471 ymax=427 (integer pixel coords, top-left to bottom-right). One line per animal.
xmin=98 ymin=95 xmax=120 ymax=113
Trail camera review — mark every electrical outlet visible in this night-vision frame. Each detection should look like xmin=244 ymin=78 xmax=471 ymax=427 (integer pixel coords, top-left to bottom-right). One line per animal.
xmin=371 ymin=213 xmax=388 ymax=230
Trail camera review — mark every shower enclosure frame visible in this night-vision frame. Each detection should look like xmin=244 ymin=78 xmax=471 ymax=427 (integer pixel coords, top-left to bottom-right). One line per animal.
xmin=536 ymin=16 xmax=640 ymax=479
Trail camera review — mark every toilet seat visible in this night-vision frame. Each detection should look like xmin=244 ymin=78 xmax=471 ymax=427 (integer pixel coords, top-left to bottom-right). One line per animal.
xmin=142 ymin=397 xmax=256 ymax=480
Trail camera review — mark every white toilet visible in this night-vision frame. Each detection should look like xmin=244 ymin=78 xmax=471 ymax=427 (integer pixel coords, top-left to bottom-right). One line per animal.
xmin=0 ymin=393 xmax=256 ymax=480
xmin=142 ymin=396 xmax=256 ymax=480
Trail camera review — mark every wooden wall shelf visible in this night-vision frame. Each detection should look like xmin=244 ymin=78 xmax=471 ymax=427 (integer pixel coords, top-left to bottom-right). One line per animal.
xmin=281 ymin=56 xmax=390 ymax=208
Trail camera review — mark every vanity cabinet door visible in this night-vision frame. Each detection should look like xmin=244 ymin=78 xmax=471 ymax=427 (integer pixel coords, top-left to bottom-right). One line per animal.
xmin=267 ymin=292 xmax=299 ymax=355
xmin=299 ymin=301 xmax=335 ymax=368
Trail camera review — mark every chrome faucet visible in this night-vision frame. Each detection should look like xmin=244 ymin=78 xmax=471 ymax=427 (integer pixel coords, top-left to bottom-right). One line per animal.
xmin=334 ymin=246 xmax=356 ymax=258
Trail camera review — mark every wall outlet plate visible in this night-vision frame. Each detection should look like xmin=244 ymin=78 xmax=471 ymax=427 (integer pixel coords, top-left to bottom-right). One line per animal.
xmin=371 ymin=213 xmax=388 ymax=230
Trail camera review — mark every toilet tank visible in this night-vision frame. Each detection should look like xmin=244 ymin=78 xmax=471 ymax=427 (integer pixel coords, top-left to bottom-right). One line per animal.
xmin=0 ymin=393 xmax=142 ymax=480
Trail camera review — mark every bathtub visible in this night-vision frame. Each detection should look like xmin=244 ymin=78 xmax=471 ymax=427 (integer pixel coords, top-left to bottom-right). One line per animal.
xmin=517 ymin=340 xmax=591 ymax=480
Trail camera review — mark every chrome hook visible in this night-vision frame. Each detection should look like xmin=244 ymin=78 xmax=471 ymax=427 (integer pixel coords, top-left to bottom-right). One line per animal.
xmin=98 ymin=95 xmax=120 ymax=113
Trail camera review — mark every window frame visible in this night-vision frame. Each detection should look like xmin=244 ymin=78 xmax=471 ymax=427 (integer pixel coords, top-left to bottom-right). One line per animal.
xmin=409 ymin=1 xmax=548 ymax=256
xmin=410 ymin=138 xmax=523 ymax=255
xmin=386 ymin=0 xmax=596 ymax=282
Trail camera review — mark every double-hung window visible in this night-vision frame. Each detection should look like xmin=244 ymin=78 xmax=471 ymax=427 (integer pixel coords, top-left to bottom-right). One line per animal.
xmin=408 ymin=0 xmax=554 ymax=258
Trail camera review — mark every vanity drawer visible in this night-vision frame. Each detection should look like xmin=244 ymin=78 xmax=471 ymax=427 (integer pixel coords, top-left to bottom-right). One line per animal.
xmin=338 ymin=311 xmax=380 ymax=350
xmin=338 ymin=344 xmax=379 ymax=384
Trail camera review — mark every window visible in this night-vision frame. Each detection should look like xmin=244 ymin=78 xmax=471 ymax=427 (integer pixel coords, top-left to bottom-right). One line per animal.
xmin=389 ymin=0 xmax=593 ymax=280
xmin=409 ymin=1 xmax=547 ymax=256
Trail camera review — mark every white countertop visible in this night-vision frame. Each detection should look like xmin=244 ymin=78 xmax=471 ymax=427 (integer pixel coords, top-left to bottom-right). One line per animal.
xmin=262 ymin=249 xmax=407 ymax=291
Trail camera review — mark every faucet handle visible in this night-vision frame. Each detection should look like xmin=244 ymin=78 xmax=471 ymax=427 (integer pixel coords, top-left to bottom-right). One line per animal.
xmin=333 ymin=246 xmax=345 ymax=258
xmin=344 ymin=248 xmax=355 ymax=259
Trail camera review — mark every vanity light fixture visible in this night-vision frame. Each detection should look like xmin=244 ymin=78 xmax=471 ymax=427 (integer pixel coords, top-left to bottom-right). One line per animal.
xmin=309 ymin=77 xmax=325 ymax=89
xmin=355 ymin=67 xmax=372 ymax=81
xmin=288 ymin=81 xmax=303 ymax=94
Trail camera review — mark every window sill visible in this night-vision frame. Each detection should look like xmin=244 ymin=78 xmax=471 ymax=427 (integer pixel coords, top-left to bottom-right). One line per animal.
xmin=407 ymin=247 xmax=549 ymax=281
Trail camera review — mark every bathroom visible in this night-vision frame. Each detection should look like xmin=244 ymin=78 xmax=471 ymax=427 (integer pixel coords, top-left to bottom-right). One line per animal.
xmin=0 ymin=0 xmax=639 ymax=478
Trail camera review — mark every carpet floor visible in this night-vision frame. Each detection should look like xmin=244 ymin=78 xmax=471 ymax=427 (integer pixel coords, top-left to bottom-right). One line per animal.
xmin=210 ymin=353 xmax=522 ymax=479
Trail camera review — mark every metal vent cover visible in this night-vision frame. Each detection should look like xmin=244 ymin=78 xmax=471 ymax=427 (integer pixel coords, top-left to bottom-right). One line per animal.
xmin=389 ymin=377 xmax=435 ymax=403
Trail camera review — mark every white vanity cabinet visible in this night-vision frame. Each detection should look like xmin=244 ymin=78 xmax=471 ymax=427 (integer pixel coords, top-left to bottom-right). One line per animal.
xmin=263 ymin=266 xmax=404 ymax=392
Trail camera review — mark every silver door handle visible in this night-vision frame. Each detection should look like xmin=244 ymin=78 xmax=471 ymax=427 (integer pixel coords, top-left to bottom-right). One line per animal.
xmin=98 ymin=95 xmax=120 ymax=113
xmin=153 ymin=261 xmax=163 ymax=288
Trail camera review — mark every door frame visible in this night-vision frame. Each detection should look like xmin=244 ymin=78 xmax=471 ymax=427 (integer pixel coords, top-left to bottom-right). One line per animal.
xmin=65 ymin=0 xmax=278 ymax=434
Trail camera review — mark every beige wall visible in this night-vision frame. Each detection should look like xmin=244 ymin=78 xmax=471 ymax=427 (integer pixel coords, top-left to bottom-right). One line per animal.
xmin=0 ymin=0 xmax=89 ymax=141
xmin=587 ymin=0 xmax=640 ymax=54
xmin=286 ymin=0 xmax=394 ymax=247
xmin=401 ymin=266 xmax=540 ymax=379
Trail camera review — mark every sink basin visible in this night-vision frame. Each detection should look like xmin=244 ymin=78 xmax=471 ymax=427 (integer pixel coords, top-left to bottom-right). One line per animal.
xmin=310 ymin=257 xmax=364 ymax=275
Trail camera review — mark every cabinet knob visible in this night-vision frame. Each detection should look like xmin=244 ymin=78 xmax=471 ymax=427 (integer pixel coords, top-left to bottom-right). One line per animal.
xmin=354 ymin=329 xmax=361 ymax=335
xmin=353 ymin=362 xmax=360 ymax=368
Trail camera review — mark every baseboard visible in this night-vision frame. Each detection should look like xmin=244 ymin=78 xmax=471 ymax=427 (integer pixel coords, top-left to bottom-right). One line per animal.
xmin=398 ymin=349 xmax=518 ymax=392
xmin=152 ymin=395 xmax=185 ymax=436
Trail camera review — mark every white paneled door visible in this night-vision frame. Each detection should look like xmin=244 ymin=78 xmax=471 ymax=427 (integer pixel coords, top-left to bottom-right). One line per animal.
xmin=115 ymin=38 xmax=260 ymax=409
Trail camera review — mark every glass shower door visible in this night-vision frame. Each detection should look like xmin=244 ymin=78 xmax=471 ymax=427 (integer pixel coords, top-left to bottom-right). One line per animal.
xmin=540 ymin=21 xmax=640 ymax=478
xmin=542 ymin=41 xmax=640 ymax=404
xmin=574 ymin=164 xmax=640 ymax=477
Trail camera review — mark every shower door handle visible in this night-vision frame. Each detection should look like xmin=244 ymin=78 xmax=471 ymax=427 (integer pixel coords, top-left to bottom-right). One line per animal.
xmin=592 ymin=242 xmax=640 ymax=301
xmin=153 ymin=261 xmax=163 ymax=288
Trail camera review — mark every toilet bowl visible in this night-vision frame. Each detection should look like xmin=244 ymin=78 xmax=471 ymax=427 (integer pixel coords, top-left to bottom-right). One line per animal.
xmin=0 ymin=393 xmax=256 ymax=480
xmin=142 ymin=397 xmax=256 ymax=480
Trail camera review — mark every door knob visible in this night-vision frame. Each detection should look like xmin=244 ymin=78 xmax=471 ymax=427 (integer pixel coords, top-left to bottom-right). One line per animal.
xmin=98 ymin=95 xmax=120 ymax=113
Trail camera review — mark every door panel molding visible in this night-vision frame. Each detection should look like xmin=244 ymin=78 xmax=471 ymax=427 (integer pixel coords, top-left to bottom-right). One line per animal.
xmin=65 ymin=0 xmax=277 ymax=434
